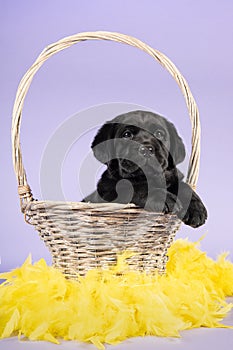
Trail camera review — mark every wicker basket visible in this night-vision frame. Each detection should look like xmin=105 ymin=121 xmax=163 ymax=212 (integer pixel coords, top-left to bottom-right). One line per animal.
xmin=12 ymin=31 xmax=200 ymax=278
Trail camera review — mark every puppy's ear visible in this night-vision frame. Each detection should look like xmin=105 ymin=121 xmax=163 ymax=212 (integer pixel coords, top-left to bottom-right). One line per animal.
xmin=91 ymin=122 xmax=116 ymax=164
xmin=166 ymin=120 xmax=186 ymax=165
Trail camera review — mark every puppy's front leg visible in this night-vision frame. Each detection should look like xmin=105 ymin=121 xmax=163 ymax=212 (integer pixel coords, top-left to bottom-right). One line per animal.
xmin=82 ymin=190 xmax=106 ymax=203
xmin=177 ymin=182 xmax=207 ymax=228
xmin=144 ymin=188 xmax=182 ymax=214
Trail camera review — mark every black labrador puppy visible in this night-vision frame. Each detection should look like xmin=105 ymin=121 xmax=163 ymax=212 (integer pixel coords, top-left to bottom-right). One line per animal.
xmin=83 ymin=110 xmax=207 ymax=228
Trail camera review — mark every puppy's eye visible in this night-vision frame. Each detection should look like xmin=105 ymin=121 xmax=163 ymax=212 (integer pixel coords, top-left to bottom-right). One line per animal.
xmin=122 ymin=130 xmax=133 ymax=139
xmin=155 ymin=129 xmax=165 ymax=140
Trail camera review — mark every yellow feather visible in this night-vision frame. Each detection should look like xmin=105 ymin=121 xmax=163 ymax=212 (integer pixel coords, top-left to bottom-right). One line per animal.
xmin=0 ymin=238 xmax=232 ymax=348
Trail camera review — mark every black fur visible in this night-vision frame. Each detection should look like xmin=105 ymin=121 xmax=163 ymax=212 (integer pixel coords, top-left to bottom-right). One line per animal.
xmin=83 ymin=110 xmax=207 ymax=228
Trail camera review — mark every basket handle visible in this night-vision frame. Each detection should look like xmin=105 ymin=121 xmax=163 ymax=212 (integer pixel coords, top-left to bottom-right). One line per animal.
xmin=12 ymin=31 xmax=200 ymax=207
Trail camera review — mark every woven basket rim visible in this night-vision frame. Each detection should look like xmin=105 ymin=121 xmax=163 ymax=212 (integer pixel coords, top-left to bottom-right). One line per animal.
xmin=11 ymin=31 xmax=201 ymax=209
xmin=22 ymin=198 xmax=183 ymax=216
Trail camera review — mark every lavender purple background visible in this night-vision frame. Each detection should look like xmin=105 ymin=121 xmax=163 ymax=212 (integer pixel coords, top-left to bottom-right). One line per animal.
xmin=1 ymin=0 xmax=233 ymax=274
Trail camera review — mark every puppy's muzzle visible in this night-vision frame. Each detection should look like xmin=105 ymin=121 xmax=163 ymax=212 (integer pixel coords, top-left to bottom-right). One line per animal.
xmin=138 ymin=144 xmax=154 ymax=158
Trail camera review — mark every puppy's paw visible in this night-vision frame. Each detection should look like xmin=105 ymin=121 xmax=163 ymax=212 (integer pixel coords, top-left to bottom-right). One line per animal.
xmin=182 ymin=198 xmax=207 ymax=228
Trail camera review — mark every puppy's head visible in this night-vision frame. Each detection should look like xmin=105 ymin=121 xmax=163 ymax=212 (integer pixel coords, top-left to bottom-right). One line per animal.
xmin=92 ymin=110 xmax=185 ymax=177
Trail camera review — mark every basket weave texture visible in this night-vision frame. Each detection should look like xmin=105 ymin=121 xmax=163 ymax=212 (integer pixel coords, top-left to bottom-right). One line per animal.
xmin=12 ymin=31 xmax=201 ymax=278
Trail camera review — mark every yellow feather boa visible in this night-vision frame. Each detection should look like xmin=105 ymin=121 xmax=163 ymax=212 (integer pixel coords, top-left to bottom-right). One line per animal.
xmin=0 ymin=238 xmax=233 ymax=349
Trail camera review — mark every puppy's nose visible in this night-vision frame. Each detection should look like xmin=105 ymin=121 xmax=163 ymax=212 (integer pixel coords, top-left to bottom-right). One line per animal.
xmin=138 ymin=144 xmax=154 ymax=158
